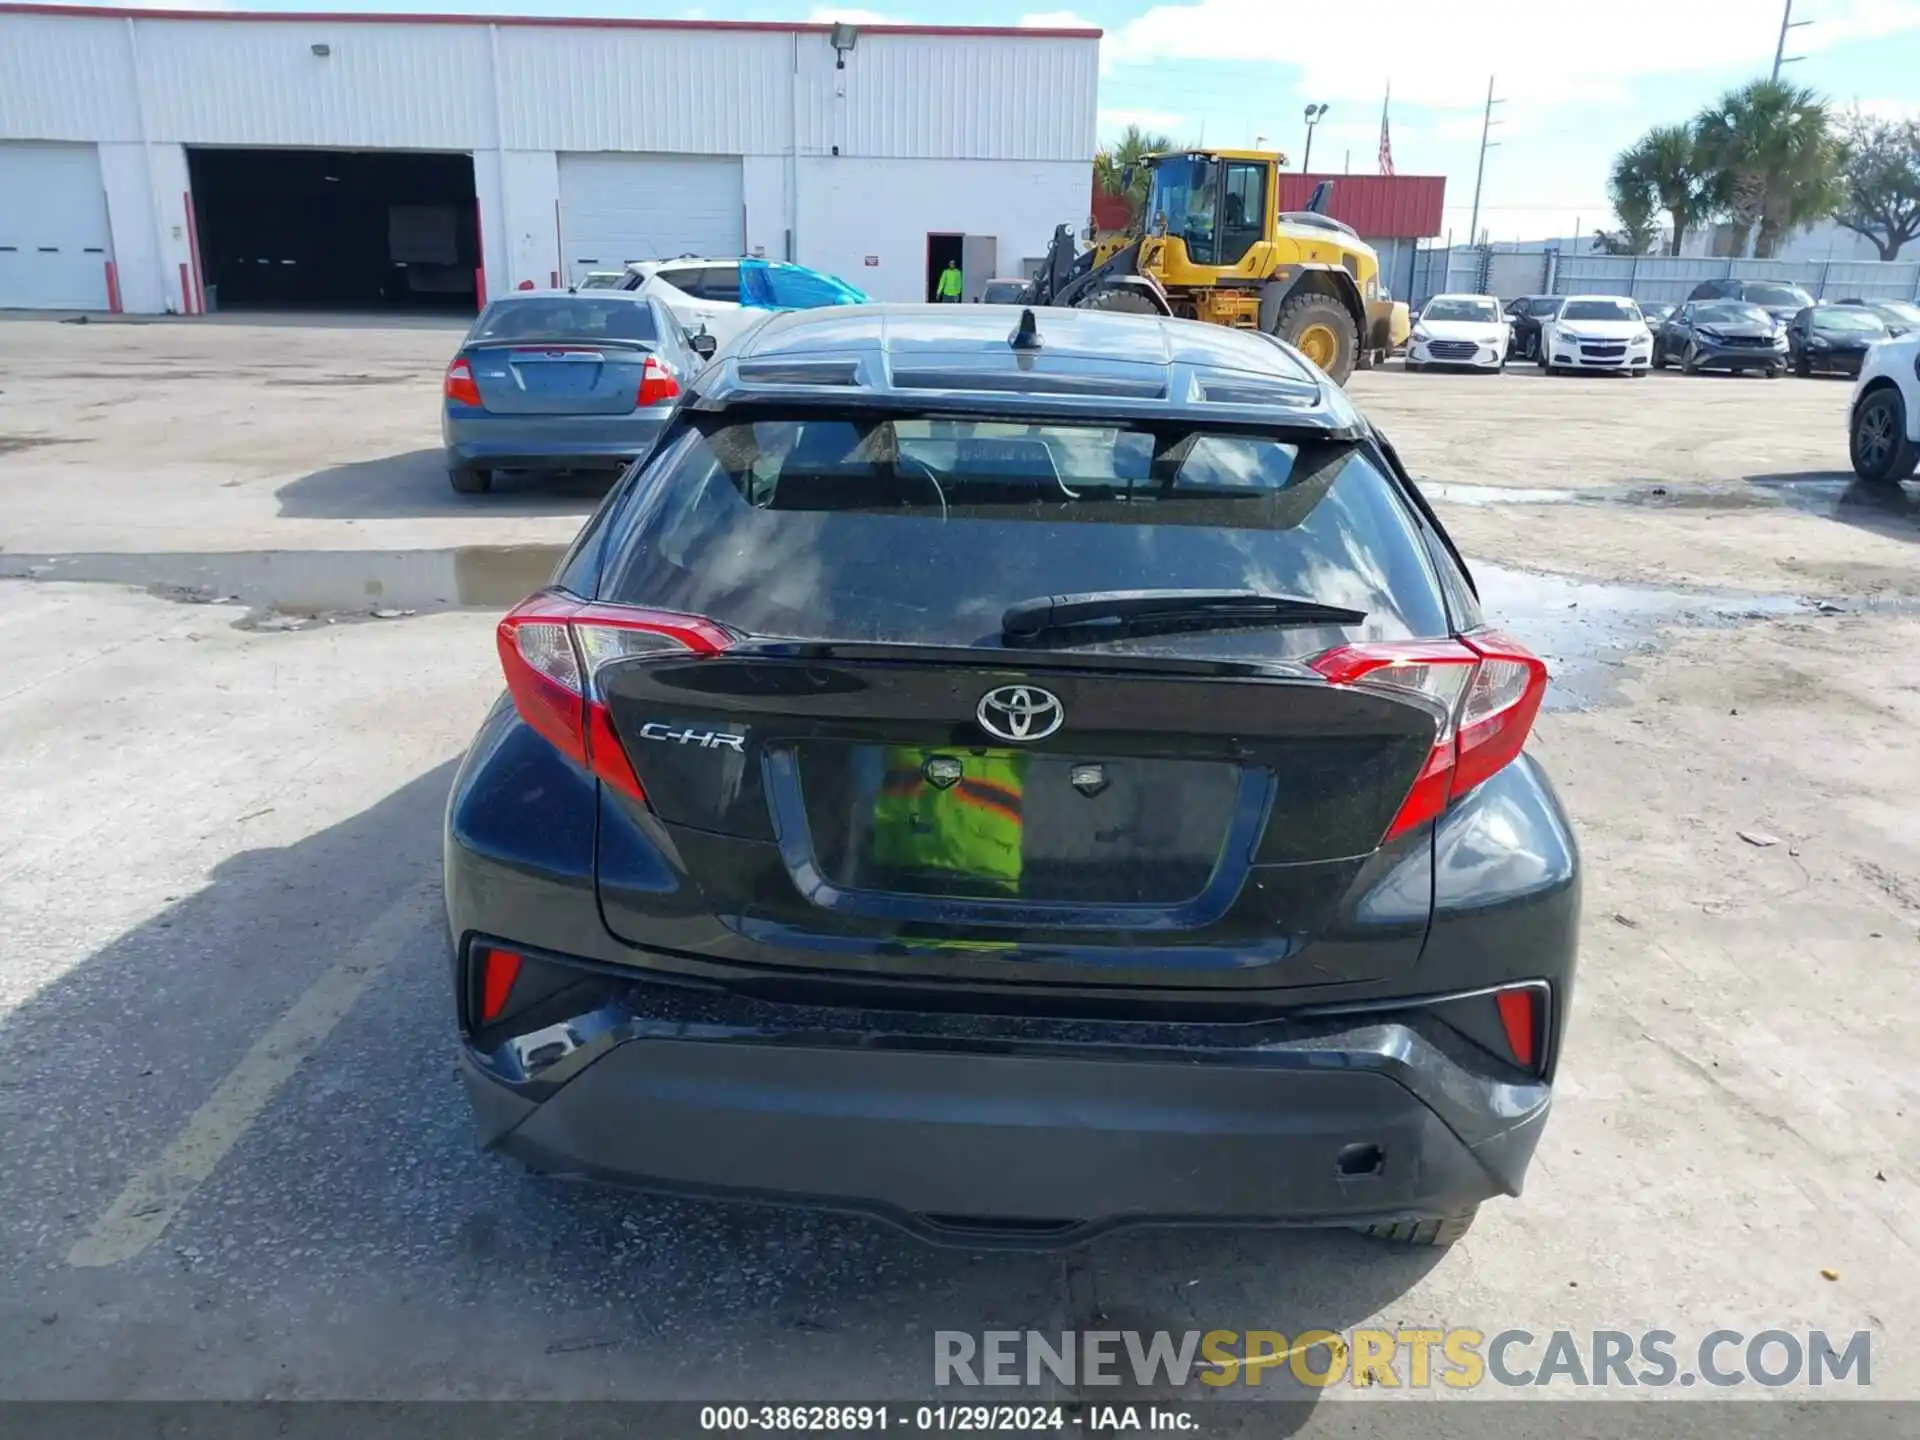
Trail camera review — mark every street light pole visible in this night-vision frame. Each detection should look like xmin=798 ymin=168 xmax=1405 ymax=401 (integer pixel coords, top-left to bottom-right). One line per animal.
xmin=1466 ymin=75 xmax=1503 ymax=249
xmin=1301 ymin=103 xmax=1328 ymax=172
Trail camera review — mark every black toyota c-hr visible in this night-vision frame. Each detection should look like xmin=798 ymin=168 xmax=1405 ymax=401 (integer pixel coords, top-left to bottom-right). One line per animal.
xmin=445 ymin=304 xmax=1581 ymax=1248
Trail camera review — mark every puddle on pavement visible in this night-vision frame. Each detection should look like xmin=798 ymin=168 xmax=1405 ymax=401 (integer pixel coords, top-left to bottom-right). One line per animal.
xmin=1472 ymin=562 xmax=1813 ymax=710
xmin=1420 ymin=474 xmax=1920 ymax=526
xmin=0 ymin=546 xmax=568 ymax=626
xmin=1421 ymin=483 xmax=1580 ymax=506
xmin=0 ymin=544 xmax=1852 ymax=711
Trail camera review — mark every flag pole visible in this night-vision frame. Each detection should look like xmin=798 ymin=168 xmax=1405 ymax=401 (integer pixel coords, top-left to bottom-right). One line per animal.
xmin=1377 ymin=81 xmax=1394 ymax=176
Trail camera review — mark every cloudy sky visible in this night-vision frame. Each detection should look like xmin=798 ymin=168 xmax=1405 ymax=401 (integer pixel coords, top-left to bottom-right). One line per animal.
xmin=91 ymin=0 xmax=1920 ymax=242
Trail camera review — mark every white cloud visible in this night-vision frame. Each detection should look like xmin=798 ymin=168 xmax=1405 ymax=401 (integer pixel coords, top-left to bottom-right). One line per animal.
xmin=1099 ymin=107 xmax=1188 ymax=136
xmin=1105 ymin=0 xmax=1920 ymax=117
xmin=806 ymin=6 xmax=894 ymax=22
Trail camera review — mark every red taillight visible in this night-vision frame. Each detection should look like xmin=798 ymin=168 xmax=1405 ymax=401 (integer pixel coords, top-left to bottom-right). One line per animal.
xmin=637 ymin=355 xmax=681 ymax=406
xmin=1495 ymin=982 xmax=1547 ymax=1070
xmin=1310 ymin=628 xmax=1548 ymax=841
xmin=476 ymin=945 xmax=524 ymax=1023
xmin=495 ymin=591 xmax=734 ymax=805
xmin=444 ymin=357 xmax=483 ymax=407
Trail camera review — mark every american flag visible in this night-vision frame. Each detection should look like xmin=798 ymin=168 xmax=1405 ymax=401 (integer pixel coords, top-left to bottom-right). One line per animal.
xmin=1378 ymin=84 xmax=1395 ymax=176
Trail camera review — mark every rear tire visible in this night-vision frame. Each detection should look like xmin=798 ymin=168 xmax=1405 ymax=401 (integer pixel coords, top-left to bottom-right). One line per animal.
xmin=1850 ymin=386 xmax=1920 ymax=486
xmin=449 ymin=465 xmax=492 ymax=495
xmin=1273 ymin=292 xmax=1360 ymax=385
xmin=1354 ymin=1208 xmax=1478 ymax=1248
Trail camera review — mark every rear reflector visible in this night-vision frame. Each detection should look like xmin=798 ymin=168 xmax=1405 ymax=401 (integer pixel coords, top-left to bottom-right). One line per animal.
xmin=444 ymin=356 xmax=482 ymax=407
xmin=1494 ymin=982 xmax=1547 ymax=1071
xmin=477 ymin=945 xmax=524 ymax=1023
xmin=637 ymin=355 xmax=681 ymax=406
xmin=496 ymin=591 xmax=734 ymax=804
xmin=1310 ymin=628 xmax=1548 ymax=841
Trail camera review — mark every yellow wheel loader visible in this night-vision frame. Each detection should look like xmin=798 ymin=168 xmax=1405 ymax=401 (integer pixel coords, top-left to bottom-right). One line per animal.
xmin=1024 ymin=151 xmax=1410 ymax=386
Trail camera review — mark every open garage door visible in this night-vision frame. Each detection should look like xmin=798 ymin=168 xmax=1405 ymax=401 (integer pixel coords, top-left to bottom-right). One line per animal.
xmin=187 ymin=148 xmax=477 ymax=312
xmin=558 ymin=153 xmax=744 ymax=283
xmin=0 ymin=142 xmax=112 ymax=311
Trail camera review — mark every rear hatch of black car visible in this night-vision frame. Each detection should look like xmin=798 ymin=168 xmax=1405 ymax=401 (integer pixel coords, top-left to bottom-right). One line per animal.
xmin=571 ymin=408 xmax=1475 ymax=992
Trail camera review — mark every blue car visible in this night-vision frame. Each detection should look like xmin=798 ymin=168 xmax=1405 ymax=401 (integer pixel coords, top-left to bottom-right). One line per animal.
xmin=441 ymin=290 xmax=712 ymax=495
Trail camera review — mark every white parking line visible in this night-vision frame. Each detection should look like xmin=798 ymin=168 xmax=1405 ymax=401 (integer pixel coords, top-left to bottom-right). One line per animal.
xmin=67 ymin=882 xmax=435 ymax=1268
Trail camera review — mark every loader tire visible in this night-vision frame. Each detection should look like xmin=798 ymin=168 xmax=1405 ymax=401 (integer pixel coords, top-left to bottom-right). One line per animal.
xmin=1075 ymin=287 xmax=1161 ymax=316
xmin=1273 ymin=292 xmax=1359 ymax=384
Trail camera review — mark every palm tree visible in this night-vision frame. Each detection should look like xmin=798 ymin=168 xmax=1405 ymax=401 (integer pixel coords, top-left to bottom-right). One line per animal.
xmin=1601 ymin=153 xmax=1660 ymax=254
xmin=1695 ymin=79 xmax=1842 ymax=258
xmin=1619 ymin=123 xmax=1726 ymax=256
xmin=1095 ymin=125 xmax=1174 ymax=218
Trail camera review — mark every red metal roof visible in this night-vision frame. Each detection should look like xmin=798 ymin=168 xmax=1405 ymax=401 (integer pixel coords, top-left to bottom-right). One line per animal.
xmin=0 ymin=4 xmax=1101 ymax=37
xmin=1275 ymin=174 xmax=1446 ymax=240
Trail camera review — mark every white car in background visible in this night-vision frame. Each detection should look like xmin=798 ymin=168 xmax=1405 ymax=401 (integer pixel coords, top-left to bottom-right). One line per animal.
xmin=1850 ymin=326 xmax=1920 ymax=486
xmin=1405 ymin=293 xmax=1510 ymax=372
xmin=618 ymin=256 xmax=869 ymax=347
xmin=1538 ymin=294 xmax=1653 ymax=376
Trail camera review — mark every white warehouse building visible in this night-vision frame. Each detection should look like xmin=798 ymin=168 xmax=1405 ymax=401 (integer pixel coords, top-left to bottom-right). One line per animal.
xmin=0 ymin=5 xmax=1099 ymax=315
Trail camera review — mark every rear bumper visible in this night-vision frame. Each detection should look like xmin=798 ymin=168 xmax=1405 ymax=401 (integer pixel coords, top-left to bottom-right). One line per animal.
xmin=461 ymin=964 xmax=1552 ymax=1244
xmin=442 ymin=410 xmax=667 ymax=471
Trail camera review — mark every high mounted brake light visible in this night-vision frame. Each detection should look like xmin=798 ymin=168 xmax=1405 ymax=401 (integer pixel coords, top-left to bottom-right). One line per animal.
xmin=496 ymin=592 xmax=734 ymax=804
xmin=1310 ymin=629 xmax=1548 ymax=842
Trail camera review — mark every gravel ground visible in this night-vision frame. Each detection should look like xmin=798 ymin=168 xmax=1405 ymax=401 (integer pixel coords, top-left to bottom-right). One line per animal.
xmin=0 ymin=317 xmax=1915 ymax=1414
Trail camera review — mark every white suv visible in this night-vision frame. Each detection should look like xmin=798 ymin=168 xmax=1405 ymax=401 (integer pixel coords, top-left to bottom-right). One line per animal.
xmin=1538 ymin=295 xmax=1653 ymax=376
xmin=1850 ymin=329 xmax=1920 ymax=486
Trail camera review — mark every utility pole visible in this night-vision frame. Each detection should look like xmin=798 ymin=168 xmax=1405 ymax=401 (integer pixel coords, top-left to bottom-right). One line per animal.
xmin=1772 ymin=0 xmax=1810 ymax=80
xmin=1467 ymin=75 xmax=1502 ymax=250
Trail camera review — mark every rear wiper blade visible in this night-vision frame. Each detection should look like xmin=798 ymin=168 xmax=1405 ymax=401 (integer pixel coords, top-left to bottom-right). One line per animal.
xmin=1001 ymin=588 xmax=1366 ymax=643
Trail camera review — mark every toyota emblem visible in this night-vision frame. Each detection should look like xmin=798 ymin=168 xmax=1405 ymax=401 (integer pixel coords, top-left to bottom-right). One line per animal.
xmin=976 ymin=685 xmax=1064 ymax=743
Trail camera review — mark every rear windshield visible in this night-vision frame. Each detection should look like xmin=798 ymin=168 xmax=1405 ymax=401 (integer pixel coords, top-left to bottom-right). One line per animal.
xmin=1745 ymin=284 xmax=1814 ymax=308
xmin=1424 ymin=297 xmax=1501 ymax=323
xmin=1811 ymin=308 xmax=1886 ymax=332
xmin=604 ymin=412 xmax=1448 ymax=656
xmin=471 ymin=297 xmax=658 ymax=345
xmin=1523 ymin=298 xmax=1562 ymax=316
xmin=1561 ymin=299 xmax=1639 ymax=322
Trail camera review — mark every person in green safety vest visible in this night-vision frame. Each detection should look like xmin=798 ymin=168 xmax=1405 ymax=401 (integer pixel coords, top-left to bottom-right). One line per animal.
xmin=871 ymin=749 xmax=1026 ymax=894
xmin=935 ymin=260 xmax=964 ymax=303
